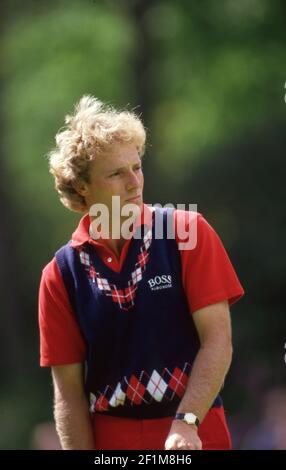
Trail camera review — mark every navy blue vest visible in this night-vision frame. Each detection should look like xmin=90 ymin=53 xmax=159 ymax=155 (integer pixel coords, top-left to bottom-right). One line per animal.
xmin=56 ymin=208 xmax=222 ymax=418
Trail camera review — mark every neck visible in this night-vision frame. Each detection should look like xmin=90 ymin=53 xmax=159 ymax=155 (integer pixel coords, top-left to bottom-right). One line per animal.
xmin=104 ymin=237 xmax=129 ymax=258
xmin=88 ymin=204 xmax=145 ymax=257
xmin=89 ymin=216 xmax=134 ymax=258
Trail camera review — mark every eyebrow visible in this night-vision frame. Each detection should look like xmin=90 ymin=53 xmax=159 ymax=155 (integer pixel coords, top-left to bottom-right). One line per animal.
xmin=105 ymin=162 xmax=142 ymax=174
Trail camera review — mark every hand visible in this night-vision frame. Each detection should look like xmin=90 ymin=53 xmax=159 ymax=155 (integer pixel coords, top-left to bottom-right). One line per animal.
xmin=164 ymin=420 xmax=202 ymax=450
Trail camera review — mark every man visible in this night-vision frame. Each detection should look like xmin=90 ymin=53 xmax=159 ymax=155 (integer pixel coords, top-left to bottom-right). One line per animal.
xmin=38 ymin=95 xmax=244 ymax=450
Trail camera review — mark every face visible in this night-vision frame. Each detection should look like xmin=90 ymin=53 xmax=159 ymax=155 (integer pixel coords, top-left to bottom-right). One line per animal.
xmin=77 ymin=142 xmax=144 ymax=217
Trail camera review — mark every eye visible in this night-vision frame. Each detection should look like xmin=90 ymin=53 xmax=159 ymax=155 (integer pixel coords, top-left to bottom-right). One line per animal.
xmin=109 ymin=171 xmax=120 ymax=178
xmin=134 ymin=165 xmax=142 ymax=171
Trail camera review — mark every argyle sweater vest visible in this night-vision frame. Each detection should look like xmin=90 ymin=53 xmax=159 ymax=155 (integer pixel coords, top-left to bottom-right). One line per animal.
xmin=56 ymin=208 xmax=222 ymax=418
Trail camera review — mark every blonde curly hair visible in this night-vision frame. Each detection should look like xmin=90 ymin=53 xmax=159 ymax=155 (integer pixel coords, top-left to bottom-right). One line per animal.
xmin=48 ymin=95 xmax=146 ymax=213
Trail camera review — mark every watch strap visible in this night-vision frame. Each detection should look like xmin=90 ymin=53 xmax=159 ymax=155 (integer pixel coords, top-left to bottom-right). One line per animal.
xmin=175 ymin=412 xmax=200 ymax=427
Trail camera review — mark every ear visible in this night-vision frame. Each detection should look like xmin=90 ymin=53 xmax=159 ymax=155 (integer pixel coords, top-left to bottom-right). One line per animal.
xmin=72 ymin=179 xmax=90 ymax=197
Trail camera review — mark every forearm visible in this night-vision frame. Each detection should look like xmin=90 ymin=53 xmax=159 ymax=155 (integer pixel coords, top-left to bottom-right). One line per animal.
xmin=177 ymin=340 xmax=233 ymax=422
xmin=165 ymin=302 xmax=233 ymax=450
xmin=54 ymin=392 xmax=95 ymax=450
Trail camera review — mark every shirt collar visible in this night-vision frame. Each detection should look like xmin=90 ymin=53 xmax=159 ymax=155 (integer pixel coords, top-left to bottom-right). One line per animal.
xmin=71 ymin=203 xmax=153 ymax=248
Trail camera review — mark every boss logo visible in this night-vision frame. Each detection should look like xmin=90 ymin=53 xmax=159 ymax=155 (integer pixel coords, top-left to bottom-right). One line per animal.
xmin=148 ymin=275 xmax=172 ymax=291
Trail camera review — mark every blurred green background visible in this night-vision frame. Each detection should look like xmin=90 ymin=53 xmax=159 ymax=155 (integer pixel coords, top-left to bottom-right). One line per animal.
xmin=1 ymin=0 xmax=285 ymax=449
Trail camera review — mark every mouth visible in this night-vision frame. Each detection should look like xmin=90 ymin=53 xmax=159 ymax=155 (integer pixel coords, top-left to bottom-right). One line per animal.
xmin=125 ymin=195 xmax=142 ymax=203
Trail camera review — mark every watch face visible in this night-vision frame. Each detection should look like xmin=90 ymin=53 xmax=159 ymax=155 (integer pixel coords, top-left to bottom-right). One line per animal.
xmin=184 ymin=413 xmax=196 ymax=425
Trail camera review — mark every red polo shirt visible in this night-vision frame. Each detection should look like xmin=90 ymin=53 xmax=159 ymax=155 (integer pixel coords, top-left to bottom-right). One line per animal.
xmin=39 ymin=205 xmax=244 ymax=367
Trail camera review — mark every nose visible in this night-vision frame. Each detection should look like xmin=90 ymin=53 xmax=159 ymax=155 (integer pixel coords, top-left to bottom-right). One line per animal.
xmin=125 ymin=169 xmax=141 ymax=191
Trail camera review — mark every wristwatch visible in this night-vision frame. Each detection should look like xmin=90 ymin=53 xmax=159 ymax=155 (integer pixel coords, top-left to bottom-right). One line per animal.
xmin=174 ymin=412 xmax=200 ymax=428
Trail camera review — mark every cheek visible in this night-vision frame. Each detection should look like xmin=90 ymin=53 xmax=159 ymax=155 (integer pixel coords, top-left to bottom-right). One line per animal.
xmin=87 ymin=182 xmax=110 ymax=203
xmin=100 ymin=180 xmax=123 ymax=199
xmin=95 ymin=180 xmax=113 ymax=193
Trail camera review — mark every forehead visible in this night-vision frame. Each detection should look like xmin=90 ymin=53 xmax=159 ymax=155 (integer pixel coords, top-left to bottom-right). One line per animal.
xmin=91 ymin=142 xmax=140 ymax=174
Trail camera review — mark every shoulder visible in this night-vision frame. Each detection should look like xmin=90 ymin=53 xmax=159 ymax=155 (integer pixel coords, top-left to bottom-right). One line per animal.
xmin=173 ymin=209 xmax=214 ymax=250
xmin=40 ymin=256 xmax=63 ymax=292
xmin=42 ymin=241 xmax=76 ymax=279
xmin=174 ymin=209 xmax=212 ymax=230
xmin=42 ymin=256 xmax=58 ymax=278
xmin=41 ymin=241 xmax=73 ymax=284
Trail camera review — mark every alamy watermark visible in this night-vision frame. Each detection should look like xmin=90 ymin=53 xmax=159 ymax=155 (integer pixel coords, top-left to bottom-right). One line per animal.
xmin=89 ymin=196 xmax=198 ymax=250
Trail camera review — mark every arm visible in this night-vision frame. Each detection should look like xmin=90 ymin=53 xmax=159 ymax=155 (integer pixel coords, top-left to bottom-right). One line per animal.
xmin=165 ymin=300 xmax=233 ymax=450
xmin=52 ymin=363 xmax=95 ymax=450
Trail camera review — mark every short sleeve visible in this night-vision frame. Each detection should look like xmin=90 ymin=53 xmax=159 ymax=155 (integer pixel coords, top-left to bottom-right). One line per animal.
xmin=175 ymin=210 xmax=245 ymax=314
xmin=38 ymin=257 xmax=86 ymax=367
